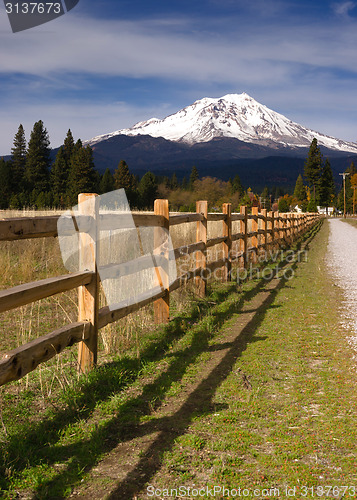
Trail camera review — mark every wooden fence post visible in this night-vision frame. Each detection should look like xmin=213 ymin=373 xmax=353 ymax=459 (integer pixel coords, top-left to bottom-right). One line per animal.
xmin=274 ymin=211 xmax=280 ymax=247
xmin=268 ymin=210 xmax=274 ymax=254
xmin=251 ymin=207 xmax=259 ymax=264
xmin=281 ymin=213 xmax=286 ymax=243
xmin=78 ymin=193 xmax=99 ymax=375
xmin=154 ymin=199 xmax=170 ymax=324
xmin=240 ymin=205 xmax=248 ymax=269
xmin=222 ymin=203 xmax=232 ymax=282
xmin=196 ymin=200 xmax=207 ymax=298
xmin=261 ymin=209 xmax=267 ymax=260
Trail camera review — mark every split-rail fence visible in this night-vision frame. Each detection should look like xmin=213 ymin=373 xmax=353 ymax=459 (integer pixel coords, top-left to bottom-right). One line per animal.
xmin=0 ymin=195 xmax=320 ymax=387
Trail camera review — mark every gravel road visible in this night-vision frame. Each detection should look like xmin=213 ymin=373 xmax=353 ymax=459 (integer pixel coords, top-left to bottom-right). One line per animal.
xmin=327 ymin=218 xmax=357 ymax=354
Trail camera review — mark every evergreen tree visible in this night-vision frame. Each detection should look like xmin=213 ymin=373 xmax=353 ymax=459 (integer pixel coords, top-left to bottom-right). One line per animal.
xmin=0 ymin=158 xmax=12 ymax=209
xmin=293 ymin=174 xmax=307 ymax=203
xmin=319 ymin=158 xmax=335 ymax=208
xmin=114 ymin=160 xmax=133 ymax=190
xmin=67 ymin=144 xmax=96 ymax=204
xmin=138 ymin=171 xmax=158 ymax=209
xmin=232 ymin=174 xmax=244 ymax=196
xmin=278 ymin=197 xmax=289 ymax=212
xmin=25 ymin=120 xmax=51 ymax=194
xmin=170 ymin=172 xmax=179 ymax=190
xmin=50 ymin=147 xmax=69 ymax=207
xmin=189 ymin=165 xmax=199 ymax=189
xmin=10 ymin=124 xmax=26 ymax=192
xmin=99 ymin=168 xmax=115 ymax=194
xmin=307 ymin=197 xmax=318 ymax=212
xmin=63 ymin=129 xmax=75 ymax=164
xmin=113 ymin=160 xmax=136 ymax=205
xmin=181 ymin=176 xmax=188 ymax=190
xmin=304 ymin=138 xmax=323 ymax=200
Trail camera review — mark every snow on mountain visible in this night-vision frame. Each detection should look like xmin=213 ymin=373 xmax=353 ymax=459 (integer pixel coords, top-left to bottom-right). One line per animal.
xmin=88 ymin=93 xmax=357 ymax=154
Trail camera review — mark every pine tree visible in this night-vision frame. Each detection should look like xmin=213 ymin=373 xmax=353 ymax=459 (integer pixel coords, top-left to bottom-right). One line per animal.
xmin=138 ymin=171 xmax=158 ymax=209
xmin=10 ymin=124 xmax=26 ymax=192
xmin=189 ymin=165 xmax=199 ymax=189
xmin=113 ymin=160 xmax=137 ymax=204
xmin=50 ymin=147 xmax=68 ymax=207
xmin=99 ymin=168 xmax=115 ymax=194
xmin=63 ymin=129 xmax=75 ymax=164
xmin=114 ymin=160 xmax=133 ymax=190
xmin=232 ymin=174 xmax=244 ymax=196
xmin=293 ymin=174 xmax=307 ymax=202
xmin=0 ymin=158 xmax=11 ymax=209
xmin=170 ymin=172 xmax=179 ymax=190
xmin=319 ymin=159 xmax=335 ymax=208
xmin=25 ymin=120 xmax=51 ymax=194
xmin=304 ymin=138 xmax=323 ymax=200
xmin=67 ymin=144 xmax=96 ymax=205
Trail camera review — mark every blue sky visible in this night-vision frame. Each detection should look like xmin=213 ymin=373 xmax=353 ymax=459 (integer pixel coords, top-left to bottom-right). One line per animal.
xmin=1 ymin=0 xmax=357 ymax=154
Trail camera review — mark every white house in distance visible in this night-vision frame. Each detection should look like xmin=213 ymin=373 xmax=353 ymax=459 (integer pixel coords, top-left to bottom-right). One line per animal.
xmin=317 ymin=206 xmax=334 ymax=215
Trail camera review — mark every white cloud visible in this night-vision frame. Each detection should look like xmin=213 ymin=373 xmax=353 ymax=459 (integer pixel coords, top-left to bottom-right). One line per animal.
xmin=1 ymin=6 xmax=357 ymax=153
xmin=0 ymin=100 xmax=177 ymax=154
xmin=333 ymin=1 xmax=357 ymax=17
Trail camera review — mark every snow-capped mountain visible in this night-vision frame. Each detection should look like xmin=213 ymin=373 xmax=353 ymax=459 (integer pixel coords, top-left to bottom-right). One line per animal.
xmin=88 ymin=93 xmax=357 ymax=154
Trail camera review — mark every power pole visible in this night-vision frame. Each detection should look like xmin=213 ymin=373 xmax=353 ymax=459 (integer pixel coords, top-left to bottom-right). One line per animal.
xmin=339 ymin=172 xmax=350 ymax=218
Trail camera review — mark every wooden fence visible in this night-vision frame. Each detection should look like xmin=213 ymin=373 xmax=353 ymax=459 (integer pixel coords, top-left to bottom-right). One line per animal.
xmin=0 ymin=196 xmax=320 ymax=387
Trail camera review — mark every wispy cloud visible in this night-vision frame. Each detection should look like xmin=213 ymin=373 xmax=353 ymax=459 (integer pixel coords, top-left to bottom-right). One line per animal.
xmin=332 ymin=1 xmax=357 ymax=17
xmin=1 ymin=3 xmax=357 ymax=153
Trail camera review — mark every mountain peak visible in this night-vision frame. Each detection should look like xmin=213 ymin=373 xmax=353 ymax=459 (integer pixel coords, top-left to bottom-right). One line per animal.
xmin=88 ymin=94 xmax=357 ymax=154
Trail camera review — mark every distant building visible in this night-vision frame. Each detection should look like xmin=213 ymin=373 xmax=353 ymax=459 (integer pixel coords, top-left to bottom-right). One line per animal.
xmin=317 ymin=206 xmax=334 ymax=215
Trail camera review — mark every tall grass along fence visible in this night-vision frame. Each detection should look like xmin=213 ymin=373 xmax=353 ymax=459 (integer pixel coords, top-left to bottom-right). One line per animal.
xmin=0 ymin=195 xmax=320 ymax=387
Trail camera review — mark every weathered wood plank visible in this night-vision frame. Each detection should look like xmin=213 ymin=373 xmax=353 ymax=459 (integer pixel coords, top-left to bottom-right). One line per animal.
xmin=174 ymin=241 xmax=206 ymax=259
xmin=207 ymin=213 xmax=226 ymax=221
xmin=231 ymin=232 xmax=243 ymax=242
xmin=99 ymin=213 xmax=165 ymax=230
xmin=231 ymin=213 xmax=245 ymax=222
xmin=0 ymin=216 xmax=60 ymax=241
xmin=169 ymin=213 xmax=204 ymax=226
xmin=206 ymin=236 xmax=227 ymax=248
xmin=0 ymin=322 xmax=90 ymax=386
xmin=99 ymin=254 xmax=167 ymax=281
xmin=98 ymin=286 xmax=166 ymax=329
xmin=0 ymin=271 xmax=93 ymax=314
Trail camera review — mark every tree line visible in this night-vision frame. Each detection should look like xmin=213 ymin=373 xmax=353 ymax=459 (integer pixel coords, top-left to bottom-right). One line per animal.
xmin=0 ymin=123 xmax=356 ymax=213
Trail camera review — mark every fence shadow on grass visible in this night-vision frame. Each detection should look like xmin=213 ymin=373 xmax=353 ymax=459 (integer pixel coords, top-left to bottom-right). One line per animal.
xmin=2 ymin=223 xmax=322 ymax=499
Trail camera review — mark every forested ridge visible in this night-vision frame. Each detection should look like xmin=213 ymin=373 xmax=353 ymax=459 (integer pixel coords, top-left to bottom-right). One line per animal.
xmin=1 ymin=121 xmax=356 ymax=213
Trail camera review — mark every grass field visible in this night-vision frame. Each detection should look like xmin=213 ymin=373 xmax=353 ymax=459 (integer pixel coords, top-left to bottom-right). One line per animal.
xmin=4 ymin=218 xmax=354 ymax=499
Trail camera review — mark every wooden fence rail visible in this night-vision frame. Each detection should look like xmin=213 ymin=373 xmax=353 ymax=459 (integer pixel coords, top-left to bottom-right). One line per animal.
xmin=0 ymin=197 xmax=321 ymax=386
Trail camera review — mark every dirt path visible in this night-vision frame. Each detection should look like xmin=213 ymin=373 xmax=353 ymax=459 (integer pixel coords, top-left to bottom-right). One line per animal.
xmin=70 ymin=259 xmax=297 ymax=499
xmin=327 ymin=219 xmax=357 ymax=351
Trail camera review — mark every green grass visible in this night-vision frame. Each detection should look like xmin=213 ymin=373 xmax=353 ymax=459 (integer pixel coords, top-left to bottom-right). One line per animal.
xmin=143 ymin=220 xmax=357 ymax=498
xmin=2 ymin=220 xmax=348 ymax=499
